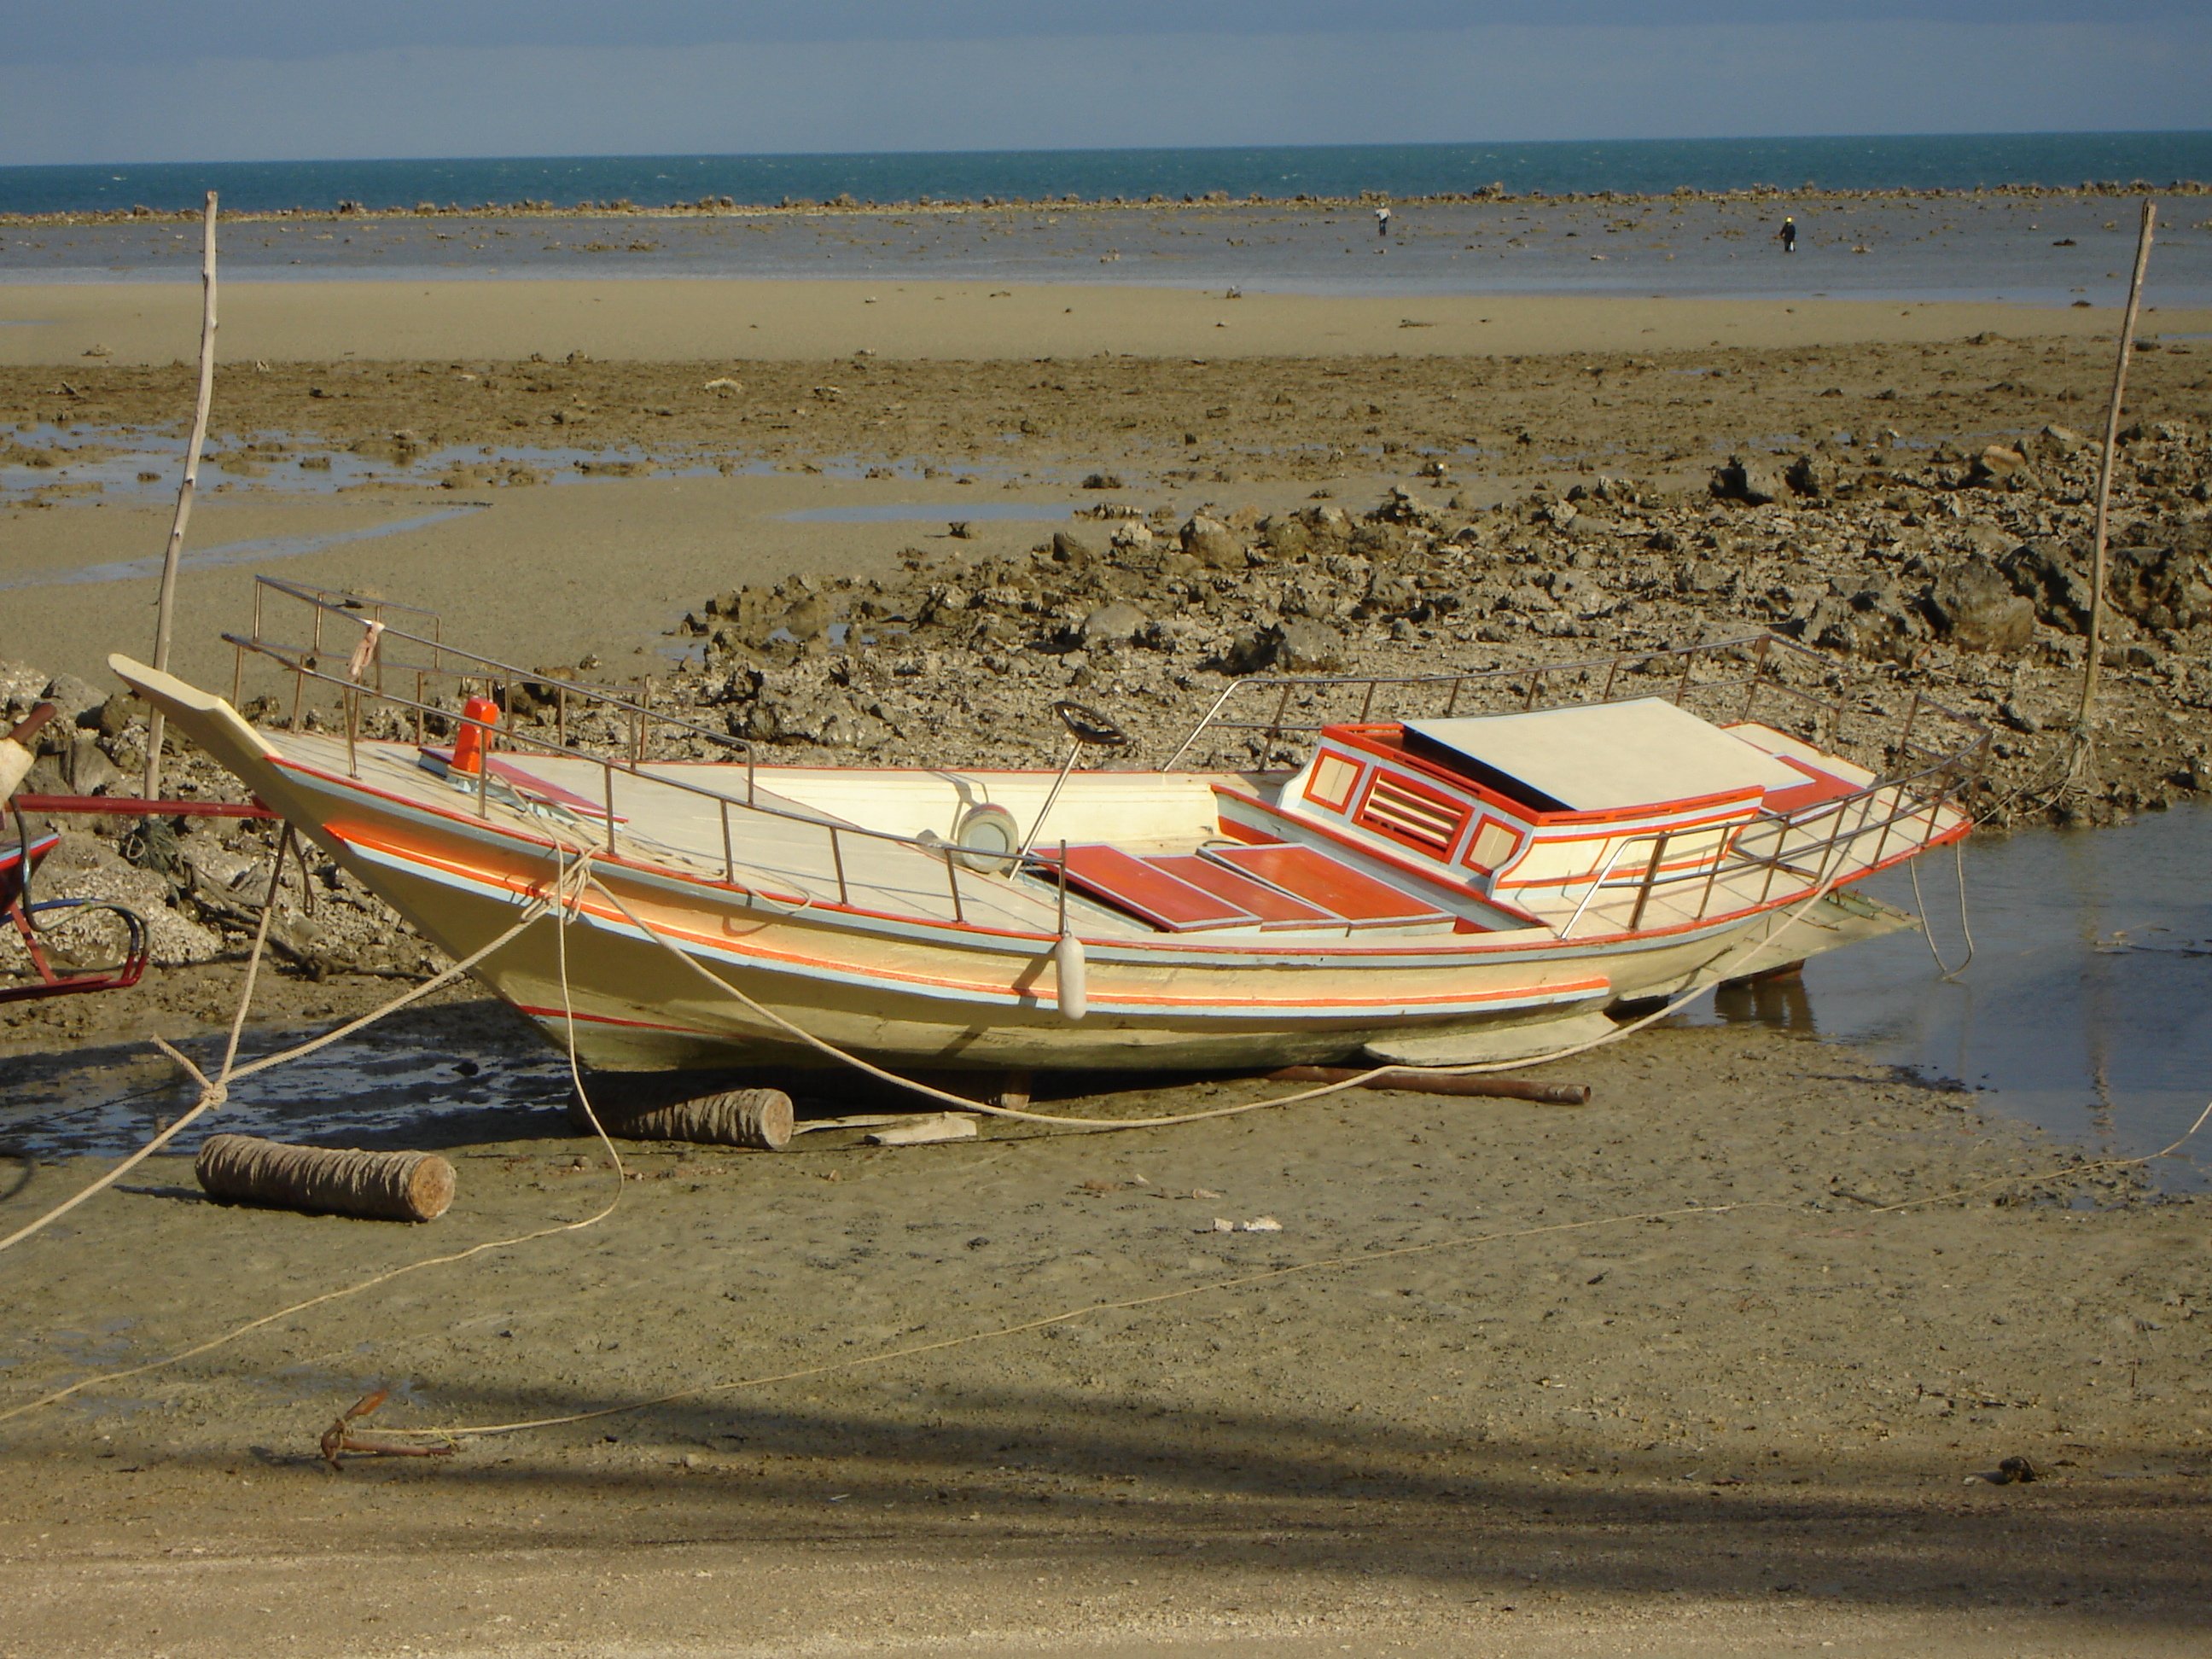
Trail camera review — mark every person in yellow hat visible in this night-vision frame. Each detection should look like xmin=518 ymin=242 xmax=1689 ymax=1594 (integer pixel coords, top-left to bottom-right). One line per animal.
xmin=1779 ymin=215 xmax=1797 ymax=253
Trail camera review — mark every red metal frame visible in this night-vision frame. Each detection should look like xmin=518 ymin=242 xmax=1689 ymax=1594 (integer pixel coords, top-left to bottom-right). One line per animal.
xmin=1 ymin=831 xmax=153 ymax=1004
xmin=12 ymin=795 xmax=274 ymax=819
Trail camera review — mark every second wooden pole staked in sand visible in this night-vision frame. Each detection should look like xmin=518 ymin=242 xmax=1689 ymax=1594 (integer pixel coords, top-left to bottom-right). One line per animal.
xmin=143 ymin=189 xmax=218 ymax=800
xmin=2073 ymin=197 xmax=2158 ymax=781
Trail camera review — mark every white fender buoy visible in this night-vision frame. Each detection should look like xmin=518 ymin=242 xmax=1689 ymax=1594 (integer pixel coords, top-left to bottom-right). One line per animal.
xmin=1054 ymin=930 xmax=1088 ymax=1022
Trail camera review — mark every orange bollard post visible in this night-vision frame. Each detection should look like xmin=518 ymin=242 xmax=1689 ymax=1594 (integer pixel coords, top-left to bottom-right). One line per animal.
xmin=450 ymin=695 xmax=499 ymax=775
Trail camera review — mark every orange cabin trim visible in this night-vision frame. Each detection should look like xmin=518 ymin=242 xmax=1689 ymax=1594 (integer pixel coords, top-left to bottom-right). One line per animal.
xmin=1321 ymin=723 xmax=1768 ymax=826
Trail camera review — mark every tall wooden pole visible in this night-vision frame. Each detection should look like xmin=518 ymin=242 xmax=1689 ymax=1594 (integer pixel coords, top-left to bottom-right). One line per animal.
xmin=143 ymin=190 xmax=219 ymax=799
xmin=2075 ymin=198 xmax=2157 ymax=754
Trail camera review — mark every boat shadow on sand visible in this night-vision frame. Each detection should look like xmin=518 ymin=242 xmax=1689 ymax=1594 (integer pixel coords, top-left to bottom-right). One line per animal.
xmin=42 ymin=1371 xmax=2207 ymax=1615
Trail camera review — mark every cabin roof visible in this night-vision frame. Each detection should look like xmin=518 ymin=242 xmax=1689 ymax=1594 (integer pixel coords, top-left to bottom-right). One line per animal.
xmin=1400 ymin=697 xmax=1804 ymax=814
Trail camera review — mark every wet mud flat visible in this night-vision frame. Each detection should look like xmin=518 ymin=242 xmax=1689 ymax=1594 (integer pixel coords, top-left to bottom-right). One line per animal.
xmin=2 ymin=302 xmax=2209 ymax=1649
xmin=2 ymin=1004 xmax=2208 ymax=1655
xmin=3 ymin=831 xmax=2209 ymax=1651
xmin=5 ymin=192 xmax=2210 ymax=309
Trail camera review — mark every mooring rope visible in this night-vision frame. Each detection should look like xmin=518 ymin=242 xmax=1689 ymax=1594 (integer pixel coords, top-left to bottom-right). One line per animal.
xmin=0 ymin=826 xmax=296 ymax=1257
xmin=0 ymin=832 xmax=585 ymax=1259
xmin=577 ymin=843 xmax=1864 ymax=1134
xmin=0 ymin=787 xmax=1960 ymax=1427
xmin=1908 ymin=834 xmax=1977 ymax=983
xmin=0 ymin=846 xmax=625 ymax=1428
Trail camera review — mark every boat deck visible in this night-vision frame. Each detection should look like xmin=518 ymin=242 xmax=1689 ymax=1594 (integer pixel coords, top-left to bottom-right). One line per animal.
xmin=274 ymin=735 xmax=1118 ymax=935
xmin=265 ymin=731 xmax=1959 ymax=948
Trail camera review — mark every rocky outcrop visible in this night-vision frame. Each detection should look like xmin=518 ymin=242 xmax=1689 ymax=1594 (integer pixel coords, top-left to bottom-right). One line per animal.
xmin=1711 ymin=453 xmax=1790 ymax=505
xmin=1927 ymin=557 xmax=2035 ymax=653
xmin=2107 ymin=533 xmax=2211 ymax=632
xmin=2000 ymin=542 xmax=2095 ymax=634
xmin=1179 ymin=513 xmax=1243 ymax=568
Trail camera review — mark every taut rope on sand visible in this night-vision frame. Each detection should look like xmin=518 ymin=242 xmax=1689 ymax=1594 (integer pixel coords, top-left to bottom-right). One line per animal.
xmin=0 ymin=843 xmax=629 ymax=1427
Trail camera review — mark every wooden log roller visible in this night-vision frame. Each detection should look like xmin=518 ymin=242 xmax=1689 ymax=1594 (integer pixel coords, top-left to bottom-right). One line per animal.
xmin=195 ymin=1133 xmax=456 ymax=1222
xmin=568 ymin=1087 xmax=795 ymax=1151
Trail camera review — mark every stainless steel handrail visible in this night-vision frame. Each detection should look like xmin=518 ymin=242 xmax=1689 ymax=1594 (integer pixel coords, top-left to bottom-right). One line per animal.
xmin=1161 ymin=632 xmax=1986 ymax=789
xmin=225 ymin=581 xmax=1068 ymax=920
xmin=1545 ymin=754 xmax=1970 ymax=940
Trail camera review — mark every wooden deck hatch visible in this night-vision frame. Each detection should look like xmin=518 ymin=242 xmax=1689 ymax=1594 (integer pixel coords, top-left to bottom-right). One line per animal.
xmin=1201 ymin=844 xmax=1455 ymax=926
xmin=1039 ymin=841 xmax=1455 ymax=933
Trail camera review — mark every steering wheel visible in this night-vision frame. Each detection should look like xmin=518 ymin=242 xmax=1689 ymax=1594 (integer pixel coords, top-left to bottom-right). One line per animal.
xmin=1051 ymin=699 xmax=1131 ymax=748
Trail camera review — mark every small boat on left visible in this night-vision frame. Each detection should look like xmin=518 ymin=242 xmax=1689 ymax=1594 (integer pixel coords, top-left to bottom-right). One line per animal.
xmin=2 ymin=702 xmax=152 ymax=1003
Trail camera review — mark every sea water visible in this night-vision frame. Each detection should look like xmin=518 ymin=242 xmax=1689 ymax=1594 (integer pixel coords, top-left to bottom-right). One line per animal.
xmin=1685 ymin=802 xmax=2212 ymax=1195
xmin=5 ymin=192 xmax=2210 ymax=307
xmin=3 ymin=133 xmax=2209 ymax=218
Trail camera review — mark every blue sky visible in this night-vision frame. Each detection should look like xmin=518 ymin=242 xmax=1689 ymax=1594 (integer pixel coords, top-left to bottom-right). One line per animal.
xmin=1 ymin=3 xmax=2206 ymax=164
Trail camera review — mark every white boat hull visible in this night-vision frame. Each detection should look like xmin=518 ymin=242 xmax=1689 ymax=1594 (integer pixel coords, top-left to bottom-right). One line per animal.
xmin=113 ymin=655 xmax=1953 ymax=1080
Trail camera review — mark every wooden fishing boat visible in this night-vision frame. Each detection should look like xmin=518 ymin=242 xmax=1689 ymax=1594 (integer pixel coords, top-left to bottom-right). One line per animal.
xmin=111 ymin=578 xmax=1983 ymax=1079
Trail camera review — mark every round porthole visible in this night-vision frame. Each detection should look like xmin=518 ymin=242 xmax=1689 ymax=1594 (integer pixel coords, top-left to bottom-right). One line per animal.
xmin=951 ymin=803 xmax=1022 ymax=874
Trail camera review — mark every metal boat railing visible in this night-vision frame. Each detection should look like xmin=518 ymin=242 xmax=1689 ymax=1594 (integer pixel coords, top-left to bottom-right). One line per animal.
xmin=1546 ymin=751 xmax=1970 ymax=939
xmin=223 ymin=576 xmax=1063 ymax=920
xmin=224 ymin=581 xmax=1982 ymax=940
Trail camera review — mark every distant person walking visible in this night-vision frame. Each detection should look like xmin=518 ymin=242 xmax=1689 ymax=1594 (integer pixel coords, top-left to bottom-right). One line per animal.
xmin=1376 ymin=204 xmax=1392 ymax=238
xmin=1779 ymin=215 xmax=1797 ymax=253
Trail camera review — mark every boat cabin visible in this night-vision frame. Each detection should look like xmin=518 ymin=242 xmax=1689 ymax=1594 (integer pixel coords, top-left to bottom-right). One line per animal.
xmin=1223 ymin=697 xmax=1866 ymax=916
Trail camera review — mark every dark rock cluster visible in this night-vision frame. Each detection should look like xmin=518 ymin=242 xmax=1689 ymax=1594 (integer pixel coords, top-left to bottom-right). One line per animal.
xmin=647 ymin=418 xmax=2209 ymax=827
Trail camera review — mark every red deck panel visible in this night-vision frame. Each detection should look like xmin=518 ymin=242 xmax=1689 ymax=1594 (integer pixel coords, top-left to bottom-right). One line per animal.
xmin=420 ymin=748 xmax=626 ymax=820
xmin=1042 ymin=845 xmax=1259 ymax=931
xmin=1205 ymin=843 xmax=1452 ymax=924
xmin=1761 ymin=756 xmax=1862 ymax=814
xmin=1148 ymin=854 xmax=1339 ymax=925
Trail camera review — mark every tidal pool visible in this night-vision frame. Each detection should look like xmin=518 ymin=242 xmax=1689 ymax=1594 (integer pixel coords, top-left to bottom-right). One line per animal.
xmin=1684 ymin=802 xmax=2212 ymax=1192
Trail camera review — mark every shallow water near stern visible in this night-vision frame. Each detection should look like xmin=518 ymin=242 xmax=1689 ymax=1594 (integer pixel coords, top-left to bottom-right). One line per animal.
xmin=1680 ymin=800 xmax=2212 ymax=1192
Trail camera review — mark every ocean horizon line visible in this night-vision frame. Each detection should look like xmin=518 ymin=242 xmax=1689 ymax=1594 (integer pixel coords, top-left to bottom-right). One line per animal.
xmin=4 ymin=131 xmax=2209 ymax=219
xmin=20 ymin=127 xmax=2212 ymax=173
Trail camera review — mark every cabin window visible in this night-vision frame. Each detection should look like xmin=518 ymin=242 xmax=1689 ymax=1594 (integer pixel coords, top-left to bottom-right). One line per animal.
xmin=1355 ymin=771 xmax=1470 ymax=859
xmin=1462 ymin=816 xmax=1522 ymax=874
xmin=1303 ymin=751 xmax=1362 ymax=812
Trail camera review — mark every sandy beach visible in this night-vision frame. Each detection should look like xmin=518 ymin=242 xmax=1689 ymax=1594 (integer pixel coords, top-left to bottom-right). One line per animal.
xmin=3 ymin=1017 xmax=2206 ymax=1656
xmin=4 ymin=276 xmax=2209 ymax=369
xmin=3 ymin=269 xmax=2211 ymax=1655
